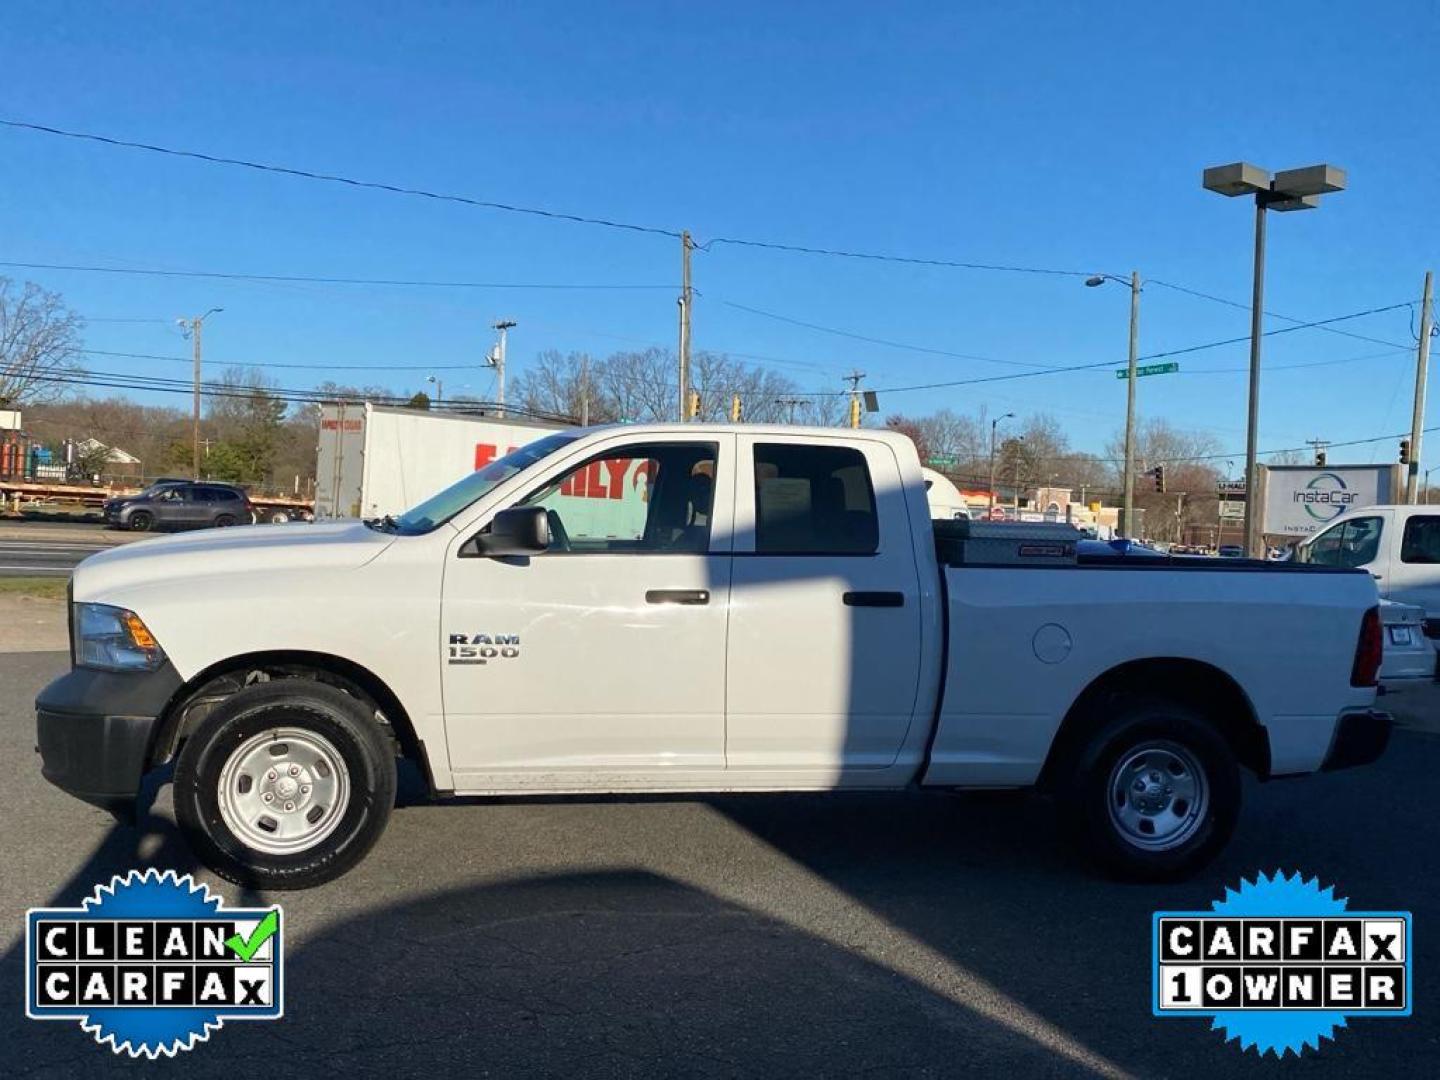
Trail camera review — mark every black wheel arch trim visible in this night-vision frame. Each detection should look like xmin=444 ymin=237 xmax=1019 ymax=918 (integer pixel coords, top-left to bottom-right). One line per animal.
xmin=147 ymin=650 xmax=431 ymax=789
xmin=1037 ymin=657 xmax=1269 ymax=790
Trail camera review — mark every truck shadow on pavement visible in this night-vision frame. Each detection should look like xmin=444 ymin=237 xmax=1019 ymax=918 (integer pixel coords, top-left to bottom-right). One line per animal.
xmin=6 ymin=747 xmax=1438 ymax=1077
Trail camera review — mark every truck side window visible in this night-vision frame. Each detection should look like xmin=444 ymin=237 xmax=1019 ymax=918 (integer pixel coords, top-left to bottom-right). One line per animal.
xmin=1401 ymin=516 xmax=1440 ymax=563
xmin=753 ymin=443 xmax=878 ymax=555
xmin=1311 ymin=516 xmax=1382 ymax=569
xmin=520 ymin=442 xmax=718 ymax=554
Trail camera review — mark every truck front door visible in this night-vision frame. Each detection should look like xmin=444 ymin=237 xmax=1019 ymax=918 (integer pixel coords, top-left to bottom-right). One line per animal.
xmin=440 ymin=434 xmax=734 ymax=784
xmin=724 ymin=435 xmax=924 ymax=776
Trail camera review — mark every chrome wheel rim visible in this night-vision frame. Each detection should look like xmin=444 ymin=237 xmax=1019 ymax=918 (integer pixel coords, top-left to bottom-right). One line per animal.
xmin=217 ymin=727 xmax=350 ymax=855
xmin=1106 ymin=740 xmax=1208 ymax=851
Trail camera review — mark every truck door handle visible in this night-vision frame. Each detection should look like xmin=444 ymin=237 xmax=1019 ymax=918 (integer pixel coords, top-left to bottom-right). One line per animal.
xmin=646 ymin=589 xmax=710 ymax=605
xmin=843 ymin=591 xmax=905 ymax=608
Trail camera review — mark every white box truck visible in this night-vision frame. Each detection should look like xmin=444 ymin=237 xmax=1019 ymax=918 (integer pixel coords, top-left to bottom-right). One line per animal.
xmin=315 ymin=403 xmax=560 ymax=520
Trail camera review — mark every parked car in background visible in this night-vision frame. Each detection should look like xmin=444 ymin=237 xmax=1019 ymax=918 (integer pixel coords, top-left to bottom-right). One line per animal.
xmin=104 ymin=482 xmax=255 ymax=531
xmin=1217 ymin=545 xmax=1244 ymax=558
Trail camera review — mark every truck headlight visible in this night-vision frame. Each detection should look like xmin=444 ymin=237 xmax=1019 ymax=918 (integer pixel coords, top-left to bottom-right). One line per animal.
xmin=72 ymin=603 xmax=166 ymax=672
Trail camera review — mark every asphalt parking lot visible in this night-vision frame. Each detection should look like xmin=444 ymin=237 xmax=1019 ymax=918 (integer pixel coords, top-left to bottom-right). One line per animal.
xmin=2 ymin=645 xmax=1437 ymax=1078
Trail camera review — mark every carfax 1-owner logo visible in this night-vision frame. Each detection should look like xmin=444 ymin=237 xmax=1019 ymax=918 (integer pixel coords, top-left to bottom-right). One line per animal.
xmin=1153 ymin=871 xmax=1411 ymax=1056
xmin=25 ymin=869 xmax=283 ymax=1058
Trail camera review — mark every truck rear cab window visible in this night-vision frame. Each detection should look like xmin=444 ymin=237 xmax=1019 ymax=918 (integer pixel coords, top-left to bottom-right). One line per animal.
xmin=520 ymin=442 xmax=718 ymax=554
xmin=1308 ymin=516 xmax=1382 ymax=568
xmin=1401 ymin=516 xmax=1440 ymax=563
xmin=753 ymin=443 xmax=878 ymax=555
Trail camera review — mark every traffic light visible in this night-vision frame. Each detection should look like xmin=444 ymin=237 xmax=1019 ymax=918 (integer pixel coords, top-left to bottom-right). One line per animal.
xmin=1315 ymin=450 xmax=1327 ymax=467
xmin=730 ymin=394 xmax=743 ymax=422
xmin=1400 ymin=438 xmax=1411 ymax=465
xmin=687 ymin=389 xmax=701 ymax=420
xmin=1154 ymin=464 xmax=1166 ymax=493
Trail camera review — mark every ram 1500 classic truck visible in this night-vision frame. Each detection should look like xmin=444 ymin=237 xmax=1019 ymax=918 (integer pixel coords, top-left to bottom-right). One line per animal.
xmin=36 ymin=425 xmax=1390 ymax=889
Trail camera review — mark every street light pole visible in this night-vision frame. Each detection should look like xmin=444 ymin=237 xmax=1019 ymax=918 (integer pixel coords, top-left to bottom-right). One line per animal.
xmin=1123 ymin=271 xmax=1140 ymax=537
xmin=1242 ymin=196 xmax=1267 ymax=558
xmin=1086 ymin=272 xmax=1141 ymax=536
xmin=988 ymin=413 xmax=1014 ymax=515
xmin=1203 ymin=161 xmax=1346 ymax=557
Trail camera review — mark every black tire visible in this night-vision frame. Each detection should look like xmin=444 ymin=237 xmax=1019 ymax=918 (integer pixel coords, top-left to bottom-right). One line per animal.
xmin=213 ymin=513 xmax=237 ymax=528
xmin=1063 ymin=696 xmax=1240 ymax=882
xmin=128 ymin=510 xmax=153 ymax=532
xmin=173 ymin=681 xmax=396 ymax=889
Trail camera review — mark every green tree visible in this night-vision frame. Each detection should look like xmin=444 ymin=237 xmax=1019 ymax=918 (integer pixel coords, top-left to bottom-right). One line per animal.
xmin=206 ymin=367 xmax=287 ymax=484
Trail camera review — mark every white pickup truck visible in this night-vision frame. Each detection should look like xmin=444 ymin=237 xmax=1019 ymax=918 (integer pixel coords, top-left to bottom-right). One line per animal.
xmin=1296 ymin=503 xmax=1440 ymax=651
xmin=37 ymin=425 xmax=1390 ymax=889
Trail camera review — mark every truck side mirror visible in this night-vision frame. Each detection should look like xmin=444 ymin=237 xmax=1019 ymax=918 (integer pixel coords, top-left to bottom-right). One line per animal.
xmin=464 ymin=506 xmax=551 ymax=557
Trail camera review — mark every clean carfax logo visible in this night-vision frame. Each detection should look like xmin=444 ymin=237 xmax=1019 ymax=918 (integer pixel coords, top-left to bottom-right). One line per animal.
xmin=26 ymin=869 xmax=283 ymax=1058
xmin=1153 ymin=871 xmax=1411 ymax=1056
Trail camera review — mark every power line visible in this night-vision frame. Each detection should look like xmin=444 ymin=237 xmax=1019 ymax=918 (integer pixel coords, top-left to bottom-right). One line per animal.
xmin=717 ymin=299 xmax=1056 ymax=369
xmin=700 ymin=235 xmax=1091 ymax=277
xmin=1147 ymin=278 xmax=1412 ymax=350
xmin=0 ymin=260 xmax=674 ymax=292
xmin=720 ymin=299 xmax=1416 ymax=395
xmin=0 ymin=117 xmax=1098 ymax=277
xmin=77 ymin=347 xmax=514 ymax=372
xmin=0 ymin=119 xmax=682 ymax=240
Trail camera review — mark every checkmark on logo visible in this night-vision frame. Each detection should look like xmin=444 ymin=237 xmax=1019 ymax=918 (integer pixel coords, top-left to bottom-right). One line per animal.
xmin=225 ymin=910 xmax=279 ymax=962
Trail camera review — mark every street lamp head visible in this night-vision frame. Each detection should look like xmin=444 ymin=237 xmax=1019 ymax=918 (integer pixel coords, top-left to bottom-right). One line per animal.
xmin=1272 ymin=164 xmax=1346 ymax=198
xmin=1268 ymin=194 xmax=1321 ymax=213
xmin=1084 ymin=275 xmax=1106 ymax=288
xmin=1202 ymin=162 xmax=1271 ymax=197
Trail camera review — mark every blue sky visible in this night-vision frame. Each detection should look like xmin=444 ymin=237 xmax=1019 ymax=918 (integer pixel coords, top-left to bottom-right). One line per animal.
xmin=3 ymin=1 xmax=1438 ymax=472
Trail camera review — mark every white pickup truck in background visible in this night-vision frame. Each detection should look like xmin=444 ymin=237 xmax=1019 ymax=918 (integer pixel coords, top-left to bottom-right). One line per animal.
xmin=37 ymin=425 xmax=1389 ymax=889
xmin=1298 ymin=504 xmax=1440 ymax=660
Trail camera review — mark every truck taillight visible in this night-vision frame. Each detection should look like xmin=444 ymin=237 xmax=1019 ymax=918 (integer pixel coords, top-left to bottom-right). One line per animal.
xmin=1351 ymin=606 xmax=1382 ymax=688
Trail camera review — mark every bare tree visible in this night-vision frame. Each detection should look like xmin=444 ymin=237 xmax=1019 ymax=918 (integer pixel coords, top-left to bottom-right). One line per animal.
xmin=0 ymin=278 xmax=84 ymax=406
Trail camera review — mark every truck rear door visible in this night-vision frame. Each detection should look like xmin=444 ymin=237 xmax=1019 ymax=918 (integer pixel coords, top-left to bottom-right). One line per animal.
xmin=724 ymin=435 xmax=924 ymax=774
xmin=1390 ymin=511 xmax=1440 ymax=618
xmin=440 ymin=432 xmax=735 ymax=780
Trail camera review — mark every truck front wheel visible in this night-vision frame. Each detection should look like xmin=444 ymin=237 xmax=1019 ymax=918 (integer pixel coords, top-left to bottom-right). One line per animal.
xmin=1065 ymin=698 xmax=1240 ymax=881
xmin=173 ymin=681 xmax=396 ymax=889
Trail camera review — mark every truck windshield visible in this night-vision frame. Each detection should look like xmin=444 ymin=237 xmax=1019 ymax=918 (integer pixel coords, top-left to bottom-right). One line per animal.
xmin=386 ymin=432 xmax=579 ymax=534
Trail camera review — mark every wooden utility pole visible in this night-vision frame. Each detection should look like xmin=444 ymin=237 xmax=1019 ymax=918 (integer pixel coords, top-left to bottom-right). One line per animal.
xmin=491 ymin=320 xmax=515 ymax=419
xmin=1406 ymin=271 xmax=1434 ymax=503
xmin=678 ymin=231 xmax=693 ymax=421
xmin=182 ymin=307 xmax=221 ymax=480
xmin=580 ymin=355 xmax=590 ymax=426
xmin=844 ymin=370 xmax=865 ymax=429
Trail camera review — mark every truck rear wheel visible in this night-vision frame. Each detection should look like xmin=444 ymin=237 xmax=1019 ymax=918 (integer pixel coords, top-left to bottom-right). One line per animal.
xmin=1065 ymin=697 xmax=1240 ymax=881
xmin=173 ymin=681 xmax=396 ymax=889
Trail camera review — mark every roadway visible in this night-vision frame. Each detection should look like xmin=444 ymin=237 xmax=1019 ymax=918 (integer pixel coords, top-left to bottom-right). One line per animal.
xmin=0 ymin=640 xmax=1436 ymax=1076
xmin=0 ymin=520 xmax=133 ymax=577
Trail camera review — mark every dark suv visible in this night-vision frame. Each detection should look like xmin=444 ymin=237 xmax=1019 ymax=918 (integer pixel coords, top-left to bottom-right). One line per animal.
xmin=104 ymin=482 xmax=256 ymax=532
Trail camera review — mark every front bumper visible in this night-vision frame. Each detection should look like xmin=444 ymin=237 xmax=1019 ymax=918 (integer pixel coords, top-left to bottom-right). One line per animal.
xmin=1321 ymin=709 xmax=1392 ymax=772
xmin=35 ymin=662 xmax=182 ymax=820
